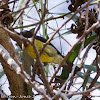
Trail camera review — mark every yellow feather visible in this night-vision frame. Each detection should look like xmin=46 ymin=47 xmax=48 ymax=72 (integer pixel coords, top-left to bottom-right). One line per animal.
xmin=25 ymin=39 xmax=63 ymax=64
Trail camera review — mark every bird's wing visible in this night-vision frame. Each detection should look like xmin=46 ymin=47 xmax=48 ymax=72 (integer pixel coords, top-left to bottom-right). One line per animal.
xmin=44 ymin=45 xmax=57 ymax=57
xmin=36 ymin=36 xmax=63 ymax=57
xmin=35 ymin=38 xmax=57 ymax=57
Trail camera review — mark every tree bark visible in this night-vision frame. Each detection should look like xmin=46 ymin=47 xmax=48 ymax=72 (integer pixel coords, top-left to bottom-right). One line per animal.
xmin=0 ymin=0 xmax=32 ymax=98
xmin=0 ymin=27 xmax=32 ymax=100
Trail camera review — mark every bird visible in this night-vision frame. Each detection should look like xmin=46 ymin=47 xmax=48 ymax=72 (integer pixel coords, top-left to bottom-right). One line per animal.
xmin=25 ymin=35 xmax=65 ymax=64
xmin=18 ymin=29 xmax=80 ymax=79
xmin=17 ymin=28 xmax=65 ymax=64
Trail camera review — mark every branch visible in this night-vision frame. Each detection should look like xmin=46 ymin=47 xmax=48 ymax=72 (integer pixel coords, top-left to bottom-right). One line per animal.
xmin=66 ymin=85 xmax=100 ymax=97
xmin=11 ymin=13 xmax=71 ymax=29
xmin=1 ymin=26 xmax=54 ymax=98
xmin=0 ymin=44 xmax=51 ymax=100
xmin=11 ymin=0 xmax=31 ymax=27
xmin=0 ymin=44 xmax=21 ymax=74
xmin=42 ymin=0 xmax=93 ymax=53
xmin=49 ymin=0 xmax=93 ymax=84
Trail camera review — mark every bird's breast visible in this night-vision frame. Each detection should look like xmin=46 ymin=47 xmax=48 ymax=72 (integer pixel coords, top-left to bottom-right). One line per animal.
xmin=25 ymin=40 xmax=54 ymax=63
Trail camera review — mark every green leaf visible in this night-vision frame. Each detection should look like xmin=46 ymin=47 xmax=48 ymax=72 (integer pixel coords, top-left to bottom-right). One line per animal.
xmin=60 ymin=67 xmax=69 ymax=80
xmin=68 ymin=35 xmax=97 ymax=63
xmin=61 ymin=30 xmax=72 ymax=35
xmin=19 ymin=0 xmax=25 ymax=9
xmin=85 ymin=65 xmax=97 ymax=72
xmin=0 ymin=69 xmax=4 ymax=78
xmin=77 ymin=71 xmax=100 ymax=84
xmin=77 ymin=64 xmax=97 ymax=72
xmin=32 ymin=0 xmax=40 ymax=17
xmin=54 ymin=30 xmax=72 ymax=39
xmin=45 ymin=64 xmax=49 ymax=77
xmin=92 ymin=31 xmax=97 ymax=36
xmin=82 ymin=70 xmax=91 ymax=90
xmin=58 ymin=35 xmax=97 ymax=80
xmin=66 ymin=13 xmax=78 ymax=22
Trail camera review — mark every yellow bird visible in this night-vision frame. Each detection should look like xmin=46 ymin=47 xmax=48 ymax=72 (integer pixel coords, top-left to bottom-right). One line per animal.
xmin=25 ymin=35 xmax=64 ymax=65
xmin=19 ymin=30 xmax=80 ymax=79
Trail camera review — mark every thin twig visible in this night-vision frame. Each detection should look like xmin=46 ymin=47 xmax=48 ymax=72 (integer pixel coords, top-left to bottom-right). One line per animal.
xmin=0 ymin=44 xmax=51 ymax=100
xmin=46 ymin=1 xmax=93 ymax=85
xmin=0 ymin=0 xmax=18 ymax=8
xmin=30 ymin=0 xmax=54 ymax=97
xmin=32 ymin=1 xmax=48 ymax=43
xmin=12 ymin=0 xmax=16 ymax=12
xmin=66 ymin=85 xmax=100 ymax=97
xmin=10 ymin=13 xmax=71 ymax=29
xmin=11 ymin=0 xmax=31 ymax=27
xmin=47 ymin=24 xmax=72 ymax=47
xmin=1 ymin=26 xmax=53 ymax=97
xmin=79 ymin=5 xmax=89 ymax=71
xmin=42 ymin=0 xmax=93 ymax=54
xmin=88 ymin=55 xmax=100 ymax=89
xmin=81 ymin=41 xmax=94 ymax=70
xmin=50 ymin=21 xmax=99 ymax=85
